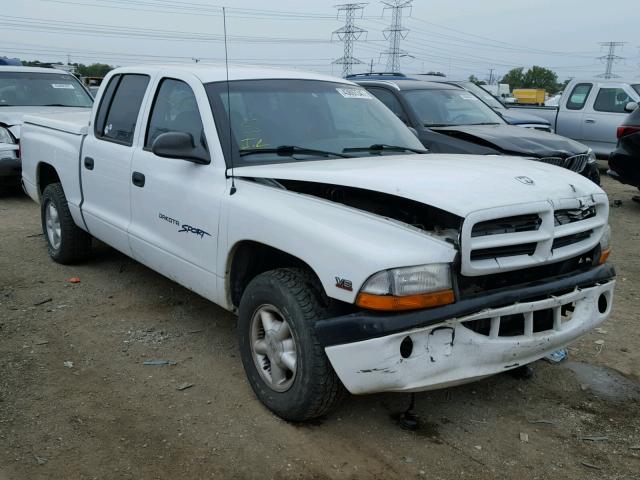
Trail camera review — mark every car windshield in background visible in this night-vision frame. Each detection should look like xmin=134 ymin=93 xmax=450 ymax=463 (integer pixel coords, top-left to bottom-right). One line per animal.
xmin=458 ymin=81 xmax=504 ymax=110
xmin=633 ymin=84 xmax=640 ymax=96
xmin=205 ymin=80 xmax=424 ymax=166
xmin=0 ymin=72 xmax=93 ymax=107
xmin=404 ymin=88 xmax=505 ymax=127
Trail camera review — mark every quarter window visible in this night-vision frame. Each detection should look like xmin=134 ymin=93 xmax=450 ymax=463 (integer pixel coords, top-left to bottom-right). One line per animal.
xmin=566 ymin=83 xmax=592 ymax=110
xmin=593 ymin=87 xmax=633 ymax=113
xmin=95 ymin=74 xmax=149 ymax=146
xmin=145 ymin=78 xmax=205 ymax=149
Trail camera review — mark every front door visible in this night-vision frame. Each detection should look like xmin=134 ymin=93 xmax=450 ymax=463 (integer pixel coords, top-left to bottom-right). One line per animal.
xmin=128 ymin=76 xmax=226 ymax=302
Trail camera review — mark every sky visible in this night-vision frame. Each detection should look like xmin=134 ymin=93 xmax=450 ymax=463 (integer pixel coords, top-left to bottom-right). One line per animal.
xmin=1 ymin=0 xmax=639 ymax=82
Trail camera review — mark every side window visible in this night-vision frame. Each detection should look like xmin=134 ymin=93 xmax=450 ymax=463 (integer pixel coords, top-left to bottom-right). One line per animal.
xmin=566 ymin=83 xmax=592 ymax=110
xmin=593 ymin=87 xmax=633 ymax=113
xmin=145 ymin=78 xmax=205 ymax=149
xmin=367 ymin=88 xmax=409 ymax=123
xmin=95 ymin=74 xmax=149 ymax=146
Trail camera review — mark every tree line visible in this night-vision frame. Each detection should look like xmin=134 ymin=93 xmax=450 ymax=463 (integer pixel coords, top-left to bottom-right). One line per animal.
xmin=21 ymin=60 xmax=114 ymax=78
xmin=469 ymin=66 xmax=569 ymax=94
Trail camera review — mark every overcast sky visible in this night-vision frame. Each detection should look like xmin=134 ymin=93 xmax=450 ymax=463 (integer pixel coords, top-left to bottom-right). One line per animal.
xmin=2 ymin=0 xmax=638 ymax=81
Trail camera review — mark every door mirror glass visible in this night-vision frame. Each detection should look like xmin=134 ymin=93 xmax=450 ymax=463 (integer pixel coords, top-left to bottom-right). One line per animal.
xmin=151 ymin=131 xmax=210 ymax=164
xmin=625 ymin=101 xmax=638 ymax=113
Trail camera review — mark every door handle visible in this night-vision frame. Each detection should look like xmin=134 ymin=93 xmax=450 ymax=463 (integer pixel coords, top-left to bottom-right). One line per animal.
xmin=84 ymin=156 xmax=94 ymax=170
xmin=132 ymin=171 xmax=145 ymax=188
xmin=584 ymin=119 xmax=596 ymax=124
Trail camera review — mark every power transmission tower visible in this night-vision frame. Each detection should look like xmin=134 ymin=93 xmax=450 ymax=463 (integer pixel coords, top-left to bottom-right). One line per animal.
xmin=596 ymin=42 xmax=626 ymax=79
xmin=332 ymin=3 xmax=368 ymax=77
xmin=380 ymin=0 xmax=412 ymax=73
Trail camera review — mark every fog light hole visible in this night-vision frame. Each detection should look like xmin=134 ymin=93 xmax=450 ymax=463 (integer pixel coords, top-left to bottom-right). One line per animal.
xmin=597 ymin=294 xmax=608 ymax=314
xmin=400 ymin=336 xmax=413 ymax=359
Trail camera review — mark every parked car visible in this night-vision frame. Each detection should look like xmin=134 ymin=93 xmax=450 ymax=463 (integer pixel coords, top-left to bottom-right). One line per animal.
xmin=0 ymin=66 xmax=93 ymax=188
xmin=348 ymin=74 xmax=552 ymax=131
xmin=353 ymin=78 xmax=600 ymax=183
xmin=608 ymin=104 xmax=640 ymax=191
xmin=509 ymin=78 xmax=640 ymax=158
xmin=21 ymin=65 xmax=615 ymax=421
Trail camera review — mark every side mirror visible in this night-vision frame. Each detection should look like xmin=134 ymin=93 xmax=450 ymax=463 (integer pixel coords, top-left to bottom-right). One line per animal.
xmin=625 ymin=101 xmax=638 ymax=113
xmin=151 ymin=131 xmax=210 ymax=165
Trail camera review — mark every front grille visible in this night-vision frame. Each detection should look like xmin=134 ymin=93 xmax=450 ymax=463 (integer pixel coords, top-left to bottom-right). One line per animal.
xmin=552 ymin=230 xmax=592 ymax=250
xmin=471 ymin=242 xmax=537 ymax=261
xmin=472 ymin=214 xmax=541 ymax=237
xmin=537 ymin=153 xmax=590 ymax=173
xmin=461 ymin=196 xmax=607 ymax=276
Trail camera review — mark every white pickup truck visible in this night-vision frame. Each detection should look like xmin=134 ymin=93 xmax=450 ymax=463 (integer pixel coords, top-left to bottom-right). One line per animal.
xmin=20 ymin=65 xmax=616 ymax=421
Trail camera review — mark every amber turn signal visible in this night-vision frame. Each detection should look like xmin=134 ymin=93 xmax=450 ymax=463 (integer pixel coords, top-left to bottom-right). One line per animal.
xmin=598 ymin=247 xmax=611 ymax=265
xmin=356 ymin=289 xmax=455 ymax=311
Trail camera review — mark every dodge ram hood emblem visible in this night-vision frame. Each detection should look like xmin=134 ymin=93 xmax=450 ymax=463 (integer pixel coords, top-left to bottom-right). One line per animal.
xmin=515 ymin=176 xmax=535 ymax=186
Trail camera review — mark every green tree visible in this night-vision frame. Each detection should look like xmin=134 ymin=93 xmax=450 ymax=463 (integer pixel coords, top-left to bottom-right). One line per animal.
xmin=500 ymin=67 xmax=525 ymax=89
xmin=523 ymin=66 xmax=559 ymax=94
xmin=75 ymin=63 xmax=114 ymax=78
xmin=425 ymin=71 xmax=446 ymax=77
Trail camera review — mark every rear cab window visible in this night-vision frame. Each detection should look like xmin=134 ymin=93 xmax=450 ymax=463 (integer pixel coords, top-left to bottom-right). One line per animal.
xmin=94 ymin=74 xmax=150 ymax=146
xmin=566 ymin=83 xmax=592 ymax=110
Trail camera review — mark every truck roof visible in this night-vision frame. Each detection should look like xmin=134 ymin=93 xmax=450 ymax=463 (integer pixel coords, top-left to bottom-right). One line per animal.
xmin=109 ymin=64 xmax=355 ymax=85
xmin=0 ymin=66 xmax=75 ymax=75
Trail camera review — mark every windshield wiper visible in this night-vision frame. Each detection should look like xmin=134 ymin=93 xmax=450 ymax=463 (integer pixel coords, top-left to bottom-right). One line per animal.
xmin=343 ymin=144 xmax=428 ymax=154
xmin=240 ymin=145 xmax=352 ymax=158
xmin=42 ymin=104 xmax=76 ymax=107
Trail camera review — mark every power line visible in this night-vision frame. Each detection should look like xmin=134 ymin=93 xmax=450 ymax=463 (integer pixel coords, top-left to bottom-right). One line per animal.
xmin=380 ymin=0 xmax=412 ymax=72
xmin=332 ymin=3 xmax=368 ymax=77
xmin=596 ymin=42 xmax=626 ymax=79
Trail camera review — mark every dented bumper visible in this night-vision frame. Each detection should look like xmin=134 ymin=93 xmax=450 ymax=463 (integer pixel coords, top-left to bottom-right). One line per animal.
xmin=321 ymin=265 xmax=615 ymax=395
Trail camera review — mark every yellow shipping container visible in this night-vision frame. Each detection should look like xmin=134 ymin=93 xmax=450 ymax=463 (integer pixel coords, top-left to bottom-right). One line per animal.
xmin=513 ymin=89 xmax=546 ymax=105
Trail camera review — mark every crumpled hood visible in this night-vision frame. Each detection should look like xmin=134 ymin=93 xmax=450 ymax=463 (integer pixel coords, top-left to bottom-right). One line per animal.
xmin=0 ymin=106 xmax=91 ymax=138
xmin=234 ymin=154 xmax=605 ymax=218
xmin=431 ymin=124 xmax=587 ymax=158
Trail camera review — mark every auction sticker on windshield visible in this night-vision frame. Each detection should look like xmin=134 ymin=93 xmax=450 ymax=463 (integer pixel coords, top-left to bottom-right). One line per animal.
xmin=51 ymin=84 xmax=75 ymax=89
xmin=336 ymin=88 xmax=372 ymax=99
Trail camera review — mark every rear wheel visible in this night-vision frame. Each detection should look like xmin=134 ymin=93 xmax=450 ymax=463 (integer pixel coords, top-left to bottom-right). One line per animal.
xmin=41 ymin=183 xmax=92 ymax=264
xmin=238 ymin=268 xmax=345 ymax=421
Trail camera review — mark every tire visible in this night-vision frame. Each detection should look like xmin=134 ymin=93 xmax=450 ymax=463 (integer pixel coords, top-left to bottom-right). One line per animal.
xmin=41 ymin=183 xmax=92 ymax=264
xmin=238 ymin=268 xmax=345 ymax=421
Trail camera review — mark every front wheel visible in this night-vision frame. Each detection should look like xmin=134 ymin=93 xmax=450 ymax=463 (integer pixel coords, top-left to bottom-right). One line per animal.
xmin=238 ymin=268 xmax=345 ymax=421
xmin=41 ymin=183 xmax=92 ymax=264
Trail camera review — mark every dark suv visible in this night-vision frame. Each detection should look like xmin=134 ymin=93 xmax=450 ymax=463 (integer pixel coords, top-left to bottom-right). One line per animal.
xmin=609 ymin=105 xmax=640 ymax=193
xmin=352 ymin=76 xmax=600 ymax=184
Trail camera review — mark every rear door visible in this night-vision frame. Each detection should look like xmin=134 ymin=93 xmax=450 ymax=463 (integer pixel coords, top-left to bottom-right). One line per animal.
xmin=128 ymin=75 xmax=226 ymax=302
xmin=556 ymin=82 xmax=592 ymax=142
xmin=80 ymin=73 xmax=150 ymax=255
xmin=582 ymin=83 xmax=640 ymax=156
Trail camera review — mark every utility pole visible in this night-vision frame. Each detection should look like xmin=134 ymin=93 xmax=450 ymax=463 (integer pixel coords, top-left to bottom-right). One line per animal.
xmin=597 ymin=42 xmax=626 ymax=79
xmin=488 ymin=68 xmax=494 ymax=85
xmin=381 ymin=0 xmax=412 ymax=73
xmin=332 ymin=3 xmax=367 ymax=78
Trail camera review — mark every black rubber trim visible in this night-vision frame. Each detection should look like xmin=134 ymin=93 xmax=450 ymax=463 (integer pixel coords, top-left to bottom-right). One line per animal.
xmin=316 ymin=263 xmax=615 ymax=347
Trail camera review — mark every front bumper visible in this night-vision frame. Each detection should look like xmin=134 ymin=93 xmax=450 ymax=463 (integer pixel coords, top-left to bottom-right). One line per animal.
xmin=321 ymin=265 xmax=615 ymax=395
xmin=0 ymin=147 xmax=20 ymax=179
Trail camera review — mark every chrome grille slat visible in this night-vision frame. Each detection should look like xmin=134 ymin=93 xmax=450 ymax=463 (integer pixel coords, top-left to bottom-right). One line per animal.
xmin=537 ymin=153 xmax=590 ymax=173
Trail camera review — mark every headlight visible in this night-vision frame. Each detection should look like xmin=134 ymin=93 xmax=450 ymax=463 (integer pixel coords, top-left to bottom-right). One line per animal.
xmin=0 ymin=126 xmax=15 ymax=145
xmin=598 ymin=224 xmax=611 ymax=264
xmin=356 ymin=264 xmax=454 ymax=311
xmin=587 ymin=148 xmax=597 ymax=164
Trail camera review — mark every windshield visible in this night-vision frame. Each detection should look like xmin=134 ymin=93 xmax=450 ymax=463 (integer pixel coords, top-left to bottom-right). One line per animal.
xmin=457 ymin=82 xmax=504 ymax=110
xmin=0 ymin=72 xmax=93 ymax=107
xmin=404 ymin=88 xmax=505 ymax=127
xmin=205 ymin=79 xmax=424 ymax=166
xmin=633 ymin=84 xmax=640 ymax=96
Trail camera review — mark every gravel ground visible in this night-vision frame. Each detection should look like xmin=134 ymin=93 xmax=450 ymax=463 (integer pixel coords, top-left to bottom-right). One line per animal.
xmin=1 ymin=174 xmax=639 ymax=479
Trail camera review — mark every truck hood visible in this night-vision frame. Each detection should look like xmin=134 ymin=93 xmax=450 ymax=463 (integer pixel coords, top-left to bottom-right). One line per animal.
xmin=430 ymin=124 xmax=587 ymax=158
xmin=0 ymin=106 xmax=91 ymax=138
xmin=233 ymin=154 xmax=603 ymax=218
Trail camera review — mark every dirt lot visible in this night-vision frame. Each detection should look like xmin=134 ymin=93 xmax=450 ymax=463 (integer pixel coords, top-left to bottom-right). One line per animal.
xmin=1 ymin=175 xmax=639 ymax=480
